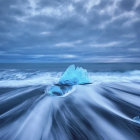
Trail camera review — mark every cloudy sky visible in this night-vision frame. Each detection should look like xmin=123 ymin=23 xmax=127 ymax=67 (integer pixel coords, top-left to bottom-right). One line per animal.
xmin=0 ymin=0 xmax=140 ymax=62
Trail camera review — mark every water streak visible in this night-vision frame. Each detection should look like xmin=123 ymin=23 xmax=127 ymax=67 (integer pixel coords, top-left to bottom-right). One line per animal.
xmin=0 ymin=81 xmax=140 ymax=140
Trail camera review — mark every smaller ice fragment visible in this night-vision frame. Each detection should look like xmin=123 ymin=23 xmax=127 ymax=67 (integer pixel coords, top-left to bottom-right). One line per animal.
xmin=48 ymin=86 xmax=63 ymax=96
xmin=133 ymin=116 xmax=140 ymax=124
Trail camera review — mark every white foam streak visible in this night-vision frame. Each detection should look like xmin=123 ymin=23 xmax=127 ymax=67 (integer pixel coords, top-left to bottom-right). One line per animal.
xmin=0 ymin=82 xmax=140 ymax=139
xmin=0 ymin=70 xmax=140 ymax=87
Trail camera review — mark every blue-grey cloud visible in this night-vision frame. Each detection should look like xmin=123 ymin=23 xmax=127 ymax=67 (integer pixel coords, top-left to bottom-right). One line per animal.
xmin=0 ymin=0 xmax=140 ymax=62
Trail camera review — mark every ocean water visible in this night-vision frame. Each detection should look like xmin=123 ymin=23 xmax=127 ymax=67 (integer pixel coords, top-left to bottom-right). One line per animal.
xmin=0 ymin=63 xmax=140 ymax=140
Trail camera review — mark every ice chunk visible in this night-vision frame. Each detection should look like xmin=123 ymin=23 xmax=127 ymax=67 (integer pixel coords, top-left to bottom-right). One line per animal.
xmin=59 ymin=65 xmax=90 ymax=85
xmin=48 ymin=86 xmax=63 ymax=96
xmin=133 ymin=116 xmax=140 ymax=124
xmin=47 ymin=65 xmax=91 ymax=96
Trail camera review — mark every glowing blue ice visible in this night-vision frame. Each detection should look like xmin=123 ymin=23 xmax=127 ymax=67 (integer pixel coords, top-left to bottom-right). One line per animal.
xmin=133 ymin=116 xmax=140 ymax=124
xmin=47 ymin=65 xmax=91 ymax=96
xmin=48 ymin=86 xmax=63 ymax=96
xmin=59 ymin=65 xmax=90 ymax=85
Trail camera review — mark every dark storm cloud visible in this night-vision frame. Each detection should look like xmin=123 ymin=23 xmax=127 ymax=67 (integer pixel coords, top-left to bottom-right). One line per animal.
xmin=0 ymin=0 xmax=140 ymax=62
xmin=119 ymin=0 xmax=135 ymax=11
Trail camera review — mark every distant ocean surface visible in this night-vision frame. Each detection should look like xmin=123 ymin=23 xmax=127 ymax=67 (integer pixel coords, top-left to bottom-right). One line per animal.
xmin=1 ymin=62 xmax=140 ymax=71
xmin=0 ymin=63 xmax=140 ymax=140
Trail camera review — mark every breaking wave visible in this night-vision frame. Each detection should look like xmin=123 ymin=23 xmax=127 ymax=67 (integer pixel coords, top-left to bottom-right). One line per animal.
xmin=0 ymin=70 xmax=140 ymax=87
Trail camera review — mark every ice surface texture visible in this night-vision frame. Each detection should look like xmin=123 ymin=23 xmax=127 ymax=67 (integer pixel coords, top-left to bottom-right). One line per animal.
xmin=48 ymin=65 xmax=91 ymax=96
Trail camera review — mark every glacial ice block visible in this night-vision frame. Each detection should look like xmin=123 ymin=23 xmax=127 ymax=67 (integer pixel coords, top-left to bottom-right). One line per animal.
xmin=133 ymin=116 xmax=140 ymax=124
xmin=47 ymin=65 xmax=91 ymax=96
xmin=58 ymin=65 xmax=91 ymax=85
xmin=48 ymin=86 xmax=63 ymax=96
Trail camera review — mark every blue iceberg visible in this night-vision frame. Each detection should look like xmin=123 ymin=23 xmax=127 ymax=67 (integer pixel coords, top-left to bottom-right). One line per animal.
xmin=48 ymin=65 xmax=91 ymax=96
xmin=59 ymin=65 xmax=90 ymax=85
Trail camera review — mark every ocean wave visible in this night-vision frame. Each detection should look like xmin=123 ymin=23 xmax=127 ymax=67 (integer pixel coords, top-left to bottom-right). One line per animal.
xmin=89 ymin=70 xmax=140 ymax=84
xmin=0 ymin=70 xmax=140 ymax=87
xmin=0 ymin=70 xmax=60 ymax=87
